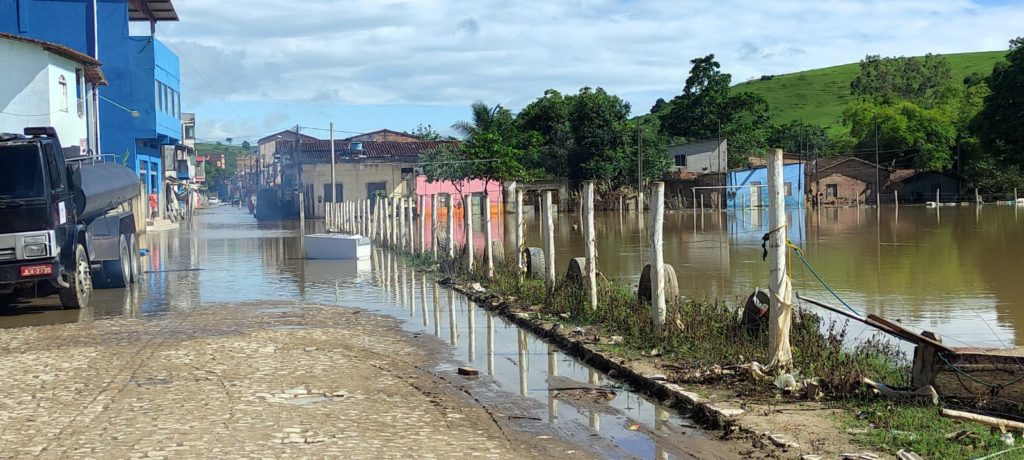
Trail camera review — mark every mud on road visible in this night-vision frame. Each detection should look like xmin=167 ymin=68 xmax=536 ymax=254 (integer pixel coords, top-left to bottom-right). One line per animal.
xmin=0 ymin=303 xmax=591 ymax=459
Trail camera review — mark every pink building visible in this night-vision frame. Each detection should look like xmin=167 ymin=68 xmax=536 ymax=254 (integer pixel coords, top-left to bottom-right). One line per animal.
xmin=415 ymin=176 xmax=505 ymax=253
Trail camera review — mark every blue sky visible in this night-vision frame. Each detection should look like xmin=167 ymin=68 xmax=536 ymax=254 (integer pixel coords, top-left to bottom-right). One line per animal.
xmin=151 ymin=0 xmax=1024 ymax=143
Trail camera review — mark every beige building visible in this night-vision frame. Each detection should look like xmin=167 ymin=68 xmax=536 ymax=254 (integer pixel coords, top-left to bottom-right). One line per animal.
xmin=283 ymin=140 xmax=455 ymax=218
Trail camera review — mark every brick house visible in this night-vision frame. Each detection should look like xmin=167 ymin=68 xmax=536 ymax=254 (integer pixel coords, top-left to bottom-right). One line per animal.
xmin=807 ymin=156 xmax=890 ymax=206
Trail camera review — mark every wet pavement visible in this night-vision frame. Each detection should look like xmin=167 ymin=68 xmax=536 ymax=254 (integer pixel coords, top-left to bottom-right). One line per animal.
xmin=0 ymin=206 xmax=740 ymax=459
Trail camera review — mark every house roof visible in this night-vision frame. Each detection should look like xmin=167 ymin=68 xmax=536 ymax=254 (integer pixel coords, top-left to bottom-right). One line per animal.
xmin=128 ymin=0 xmax=179 ymax=22
xmin=812 ymin=155 xmax=891 ymax=173
xmin=342 ymin=129 xmax=422 ymax=142
xmin=290 ymin=140 xmax=458 ymax=162
xmin=257 ymin=130 xmax=319 ymax=145
xmin=0 ymin=33 xmax=107 ymax=85
xmin=887 ymin=169 xmax=919 ymax=184
xmin=667 ymin=138 xmax=726 ymax=156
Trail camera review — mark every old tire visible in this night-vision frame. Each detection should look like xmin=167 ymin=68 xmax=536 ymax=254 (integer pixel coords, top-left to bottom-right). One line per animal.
xmin=96 ymin=235 xmax=130 ymax=289
xmin=59 ymin=244 xmax=92 ymax=310
xmin=638 ymin=263 xmax=679 ymax=303
xmin=565 ymin=257 xmax=586 ymax=286
xmin=523 ymin=247 xmax=546 ymax=279
xmin=129 ymin=234 xmax=141 ymax=284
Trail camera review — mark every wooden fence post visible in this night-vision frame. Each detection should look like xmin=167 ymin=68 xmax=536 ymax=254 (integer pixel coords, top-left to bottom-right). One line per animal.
xmin=464 ymin=193 xmax=474 ymax=271
xmin=543 ymin=190 xmax=556 ymax=288
xmin=483 ymin=191 xmax=494 ymax=278
xmin=767 ymin=148 xmax=793 ymax=368
xmin=650 ymin=182 xmax=665 ymax=333
xmin=446 ymin=194 xmax=455 ymax=259
xmin=398 ymin=197 xmax=407 ymax=251
xmin=515 ymin=189 xmax=524 ymax=273
xmin=583 ymin=181 xmax=598 ymax=310
xmin=405 ymin=197 xmax=415 ymax=253
xmin=418 ymin=195 xmax=427 ymax=254
xmin=431 ymin=194 xmax=439 ymax=261
xmin=299 ymin=190 xmax=306 ymax=237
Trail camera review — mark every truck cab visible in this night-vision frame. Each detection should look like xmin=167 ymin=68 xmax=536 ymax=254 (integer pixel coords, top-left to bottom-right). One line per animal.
xmin=0 ymin=128 xmax=141 ymax=310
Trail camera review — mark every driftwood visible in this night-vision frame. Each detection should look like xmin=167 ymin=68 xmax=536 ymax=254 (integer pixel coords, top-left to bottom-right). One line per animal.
xmin=941 ymin=408 xmax=1024 ymax=432
xmin=861 ymin=378 xmax=938 ymax=406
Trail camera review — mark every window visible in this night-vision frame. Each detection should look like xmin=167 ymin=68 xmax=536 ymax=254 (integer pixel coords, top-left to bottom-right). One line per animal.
xmin=58 ymin=75 xmax=68 ymax=112
xmin=675 ymin=155 xmax=686 ymax=167
xmin=155 ymin=80 xmax=160 ymax=110
xmin=75 ymin=69 xmax=85 ymax=118
xmin=43 ymin=143 xmax=66 ymax=192
xmin=323 ymin=183 xmax=344 ymax=202
xmin=826 ymin=184 xmax=837 ymax=199
xmin=401 ymin=167 xmax=414 ymax=174
xmin=784 ymin=181 xmax=792 ymax=196
xmin=184 ymin=125 xmax=195 ymax=140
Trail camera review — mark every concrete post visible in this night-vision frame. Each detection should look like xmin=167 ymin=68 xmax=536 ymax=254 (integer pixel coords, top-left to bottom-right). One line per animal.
xmin=464 ymin=193 xmax=474 ymax=272
xmin=650 ymin=182 xmax=665 ymax=333
xmin=767 ymin=148 xmax=793 ymax=368
xmin=405 ymin=197 xmax=415 ymax=253
xmin=398 ymin=198 xmax=406 ymax=251
xmin=483 ymin=192 xmax=493 ymax=279
xmin=543 ymin=190 xmax=556 ymax=288
xmin=418 ymin=195 xmax=427 ymax=254
xmin=298 ymin=191 xmax=306 ymax=237
xmin=430 ymin=194 xmax=439 ymax=261
xmin=583 ymin=181 xmax=598 ymax=310
xmin=446 ymin=194 xmax=455 ymax=259
xmin=515 ymin=189 xmax=524 ymax=272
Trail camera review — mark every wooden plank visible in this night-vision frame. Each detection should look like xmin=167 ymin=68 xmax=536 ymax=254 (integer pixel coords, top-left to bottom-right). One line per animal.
xmin=868 ymin=314 xmax=953 ymax=353
xmin=941 ymin=408 xmax=1024 ymax=432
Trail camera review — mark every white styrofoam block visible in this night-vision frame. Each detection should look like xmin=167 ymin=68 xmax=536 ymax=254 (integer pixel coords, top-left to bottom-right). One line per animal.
xmin=304 ymin=233 xmax=371 ymax=260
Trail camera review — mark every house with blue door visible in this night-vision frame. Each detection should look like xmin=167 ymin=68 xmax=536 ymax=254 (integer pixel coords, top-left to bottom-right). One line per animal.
xmin=726 ymin=162 xmax=805 ymax=209
xmin=1 ymin=0 xmax=182 ymax=215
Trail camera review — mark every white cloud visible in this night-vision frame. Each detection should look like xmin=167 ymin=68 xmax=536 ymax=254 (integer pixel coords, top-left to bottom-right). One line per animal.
xmin=158 ymin=0 xmax=1024 ymax=118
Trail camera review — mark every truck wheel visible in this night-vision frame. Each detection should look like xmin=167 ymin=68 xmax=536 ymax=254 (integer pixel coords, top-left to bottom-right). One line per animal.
xmin=129 ymin=234 xmax=141 ymax=283
xmin=59 ymin=244 xmax=92 ymax=309
xmin=98 ymin=235 xmax=131 ymax=289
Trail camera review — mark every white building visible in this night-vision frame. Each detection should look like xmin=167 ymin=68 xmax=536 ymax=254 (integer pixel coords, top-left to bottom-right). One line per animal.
xmin=0 ymin=32 xmax=106 ymax=155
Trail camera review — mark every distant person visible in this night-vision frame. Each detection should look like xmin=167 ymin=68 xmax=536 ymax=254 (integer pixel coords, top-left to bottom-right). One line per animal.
xmin=149 ymin=190 xmax=158 ymax=219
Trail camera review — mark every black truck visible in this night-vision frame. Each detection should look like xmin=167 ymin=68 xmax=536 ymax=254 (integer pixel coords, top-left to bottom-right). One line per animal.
xmin=0 ymin=127 xmax=142 ymax=310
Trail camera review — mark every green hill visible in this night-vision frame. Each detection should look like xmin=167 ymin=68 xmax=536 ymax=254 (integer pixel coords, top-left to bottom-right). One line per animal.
xmin=730 ymin=51 xmax=1007 ymax=130
xmin=195 ymin=142 xmax=253 ymax=175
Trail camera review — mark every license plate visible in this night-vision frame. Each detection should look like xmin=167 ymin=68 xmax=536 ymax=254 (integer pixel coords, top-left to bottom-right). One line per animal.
xmin=20 ymin=264 xmax=53 ymax=277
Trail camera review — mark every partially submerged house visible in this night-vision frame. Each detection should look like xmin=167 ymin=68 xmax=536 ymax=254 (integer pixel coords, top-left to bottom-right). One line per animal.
xmin=726 ymin=162 xmax=805 ymax=208
xmin=665 ymin=138 xmax=728 ymax=178
xmin=807 ymin=156 xmax=890 ymax=206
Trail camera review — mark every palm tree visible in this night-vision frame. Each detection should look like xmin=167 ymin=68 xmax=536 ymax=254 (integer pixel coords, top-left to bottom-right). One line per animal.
xmin=451 ymin=101 xmax=503 ymax=138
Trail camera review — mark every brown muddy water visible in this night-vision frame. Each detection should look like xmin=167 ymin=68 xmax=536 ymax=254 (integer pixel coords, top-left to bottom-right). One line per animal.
xmin=0 ymin=206 xmax=731 ymax=460
xmin=506 ymin=205 xmax=1024 ymax=348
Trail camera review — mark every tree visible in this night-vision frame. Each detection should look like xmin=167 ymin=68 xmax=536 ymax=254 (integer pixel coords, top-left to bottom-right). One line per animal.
xmin=225 ymin=137 xmax=233 ymax=145
xmin=241 ymin=140 xmax=251 ymax=151
xmin=973 ymin=37 xmax=1024 ymax=176
xmin=424 ymin=102 xmax=540 ymax=197
xmin=410 ymin=123 xmax=442 ymax=140
xmin=850 ymin=54 xmax=953 ymax=107
xmin=768 ymin=121 xmax=834 ymax=157
xmin=650 ymin=98 xmax=669 ymax=114
xmin=843 ymin=100 xmax=956 ymax=170
xmin=659 ymin=54 xmax=734 ymax=140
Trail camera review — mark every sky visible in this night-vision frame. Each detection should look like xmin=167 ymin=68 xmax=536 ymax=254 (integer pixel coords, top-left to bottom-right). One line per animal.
xmin=148 ymin=0 xmax=1024 ymax=143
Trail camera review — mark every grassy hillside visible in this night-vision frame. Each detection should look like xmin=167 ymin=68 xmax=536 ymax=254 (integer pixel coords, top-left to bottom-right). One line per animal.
xmin=730 ymin=51 xmax=1007 ymax=129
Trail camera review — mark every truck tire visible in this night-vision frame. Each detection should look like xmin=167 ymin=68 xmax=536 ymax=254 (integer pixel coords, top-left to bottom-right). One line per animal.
xmin=59 ymin=244 xmax=92 ymax=310
xmin=97 ymin=235 xmax=131 ymax=289
xmin=129 ymin=234 xmax=141 ymax=283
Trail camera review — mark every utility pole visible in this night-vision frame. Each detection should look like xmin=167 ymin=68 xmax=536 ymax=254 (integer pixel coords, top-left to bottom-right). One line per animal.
xmin=637 ymin=119 xmax=643 ymax=214
xmin=875 ymin=120 xmax=880 ymax=207
xmin=330 ymin=122 xmax=336 ymax=207
xmin=767 ymin=148 xmax=792 ymax=368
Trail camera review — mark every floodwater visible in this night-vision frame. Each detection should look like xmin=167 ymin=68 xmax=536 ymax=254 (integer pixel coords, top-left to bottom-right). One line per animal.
xmin=0 ymin=207 xmax=729 ymax=460
xmin=505 ymin=205 xmax=1024 ymax=348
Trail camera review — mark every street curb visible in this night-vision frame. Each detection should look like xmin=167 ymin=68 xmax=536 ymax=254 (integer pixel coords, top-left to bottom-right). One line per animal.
xmin=447 ymin=282 xmax=752 ymax=433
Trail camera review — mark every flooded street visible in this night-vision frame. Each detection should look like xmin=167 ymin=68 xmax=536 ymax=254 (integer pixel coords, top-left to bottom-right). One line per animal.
xmin=0 ymin=206 xmax=738 ymax=459
xmin=512 ymin=205 xmax=1024 ymax=348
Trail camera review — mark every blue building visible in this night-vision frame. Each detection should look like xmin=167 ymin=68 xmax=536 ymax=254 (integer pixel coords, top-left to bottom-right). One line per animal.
xmin=726 ymin=162 xmax=805 ymax=209
xmin=1 ymin=0 xmax=181 ymax=199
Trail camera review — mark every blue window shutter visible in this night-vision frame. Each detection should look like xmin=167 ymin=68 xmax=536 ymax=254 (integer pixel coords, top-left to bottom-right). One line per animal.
xmin=17 ymin=0 xmax=30 ymax=33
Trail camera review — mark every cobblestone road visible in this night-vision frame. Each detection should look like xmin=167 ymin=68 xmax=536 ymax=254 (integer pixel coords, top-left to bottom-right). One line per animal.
xmin=0 ymin=303 xmax=587 ymax=459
